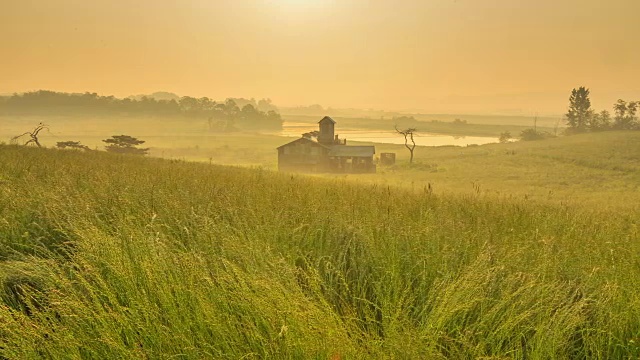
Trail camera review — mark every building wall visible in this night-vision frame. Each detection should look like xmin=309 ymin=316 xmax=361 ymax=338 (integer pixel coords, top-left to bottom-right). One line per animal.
xmin=318 ymin=120 xmax=335 ymax=144
xmin=328 ymin=156 xmax=376 ymax=173
xmin=277 ymin=138 xmax=376 ymax=173
xmin=278 ymin=141 xmax=330 ymax=172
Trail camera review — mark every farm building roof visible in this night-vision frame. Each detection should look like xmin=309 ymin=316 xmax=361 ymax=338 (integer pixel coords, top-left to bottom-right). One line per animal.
xmin=329 ymin=145 xmax=375 ymax=157
xmin=318 ymin=116 xmax=336 ymax=124
xmin=276 ymin=136 xmax=329 ymax=149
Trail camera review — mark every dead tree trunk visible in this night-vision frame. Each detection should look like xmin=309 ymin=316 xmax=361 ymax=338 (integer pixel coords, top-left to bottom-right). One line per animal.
xmin=12 ymin=123 xmax=49 ymax=147
xmin=395 ymin=126 xmax=417 ymax=164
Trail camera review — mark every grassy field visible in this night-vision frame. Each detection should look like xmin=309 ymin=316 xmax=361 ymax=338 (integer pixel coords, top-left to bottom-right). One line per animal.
xmin=3 ymin=115 xmax=639 ymax=209
xmin=0 ymin=115 xmax=288 ymax=167
xmin=0 ymin=134 xmax=639 ymax=358
xmin=139 ymin=130 xmax=640 ymax=212
xmin=347 ymin=131 xmax=640 ymax=211
xmin=3 ymin=115 xmax=638 ymax=208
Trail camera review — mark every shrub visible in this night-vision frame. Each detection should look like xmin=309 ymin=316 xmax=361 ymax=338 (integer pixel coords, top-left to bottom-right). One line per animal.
xmin=520 ymin=129 xmax=549 ymax=141
xmin=499 ymin=131 xmax=512 ymax=143
xmin=103 ymin=135 xmax=149 ymax=155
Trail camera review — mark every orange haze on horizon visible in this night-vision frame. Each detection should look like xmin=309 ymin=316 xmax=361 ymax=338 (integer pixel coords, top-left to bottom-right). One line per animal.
xmin=1 ymin=0 xmax=639 ymax=115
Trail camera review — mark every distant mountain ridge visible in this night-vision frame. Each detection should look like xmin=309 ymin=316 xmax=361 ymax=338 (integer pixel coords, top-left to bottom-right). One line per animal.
xmin=128 ymin=92 xmax=181 ymax=102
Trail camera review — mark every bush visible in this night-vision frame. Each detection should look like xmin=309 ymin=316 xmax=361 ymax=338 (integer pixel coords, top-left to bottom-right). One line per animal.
xmin=57 ymin=141 xmax=90 ymax=150
xmin=520 ymin=129 xmax=550 ymax=141
xmin=499 ymin=131 xmax=512 ymax=143
xmin=103 ymin=135 xmax=149 ymax=155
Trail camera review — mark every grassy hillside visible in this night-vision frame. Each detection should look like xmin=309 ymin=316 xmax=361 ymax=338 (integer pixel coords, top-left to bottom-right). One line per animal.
xmin=3 ymin=115 xmax=638 ymax=207
xmin=352 ymin=131 xmax=640 ymax=210
xmin=0 ymin=115 xmax=289 ymax=167
xmin=0 ymin=145 xmax=639 ymax=358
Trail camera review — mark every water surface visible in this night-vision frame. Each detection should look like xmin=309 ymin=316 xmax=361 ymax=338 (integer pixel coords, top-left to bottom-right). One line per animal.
xmin=275 ymin=122 xmax=499 ymax=147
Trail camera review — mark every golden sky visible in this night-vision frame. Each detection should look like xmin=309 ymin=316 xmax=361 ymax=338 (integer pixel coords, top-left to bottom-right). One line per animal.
xmin=2 ymin=0 xmax=639 ymax=114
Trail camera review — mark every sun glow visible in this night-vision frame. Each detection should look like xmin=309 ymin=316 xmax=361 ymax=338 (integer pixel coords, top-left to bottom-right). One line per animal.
xmin=265 ymin=0 xmax=337 ymax=11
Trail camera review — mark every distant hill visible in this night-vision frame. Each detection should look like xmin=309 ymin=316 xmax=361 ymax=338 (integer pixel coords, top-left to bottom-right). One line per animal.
xmin=128 ymin=91 xmax=181 ymax=101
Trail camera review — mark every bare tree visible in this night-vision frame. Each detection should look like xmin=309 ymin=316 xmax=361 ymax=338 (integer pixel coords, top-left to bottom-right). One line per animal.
xmin=395 ymin=125 xmax=417 ymax=164
xmin=11 ymin=123 xmax=49 ymax=147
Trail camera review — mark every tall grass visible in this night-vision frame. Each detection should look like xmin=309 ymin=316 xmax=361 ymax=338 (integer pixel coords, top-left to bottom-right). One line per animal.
xmin=0 ymin=145 xmax=639 ymax=358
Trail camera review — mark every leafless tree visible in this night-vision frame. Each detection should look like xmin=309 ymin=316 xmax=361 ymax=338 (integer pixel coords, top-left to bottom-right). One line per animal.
xmin=395 ymin=125 xmax=417 ymax=164
xmin=11 ymin=123 xmax=49 ymax=147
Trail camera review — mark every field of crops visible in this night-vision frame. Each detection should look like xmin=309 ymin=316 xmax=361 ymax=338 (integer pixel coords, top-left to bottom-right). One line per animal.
xmin=0 ymin=135 xmax=639 ymax=358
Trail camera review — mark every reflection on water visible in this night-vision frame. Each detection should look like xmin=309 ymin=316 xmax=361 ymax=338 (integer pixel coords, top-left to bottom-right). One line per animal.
xmin=273 ymin=122 xmax=499 ymax=147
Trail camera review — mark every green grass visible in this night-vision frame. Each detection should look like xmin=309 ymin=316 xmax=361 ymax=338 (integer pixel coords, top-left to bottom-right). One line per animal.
xmin=0 ymin=115 xmax=289 ymax=167
xmin=3 ymin=115 xmax=638 ymax=209
xmin=349 ymin=131 xmax=640 ymax=211
xmin=0 ymin=143 xmax=639 ymax=358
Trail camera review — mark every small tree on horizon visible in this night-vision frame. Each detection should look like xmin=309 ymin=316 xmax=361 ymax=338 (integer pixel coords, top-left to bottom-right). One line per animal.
xmin=565 ymin=87 xmax=593 ymax=133
xmin=520 ymin=128 xmax=547 ymax=141
xmin=395 ymin=126 xmax=417 ymax=164
xmin=499 ymin=131 xmax=512 ymax=143
xmin=613 ymin=99 xmax=639 ymax=130
xmin=57 ymin=141 xmax=90 ymax=150
xmin=590 ymin=110 xmax=611 ymax=131
xmin=103 ymin=135 xmax=149 ymax=155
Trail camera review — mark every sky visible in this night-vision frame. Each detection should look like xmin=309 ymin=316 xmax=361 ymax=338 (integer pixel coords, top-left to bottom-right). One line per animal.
xmin=1 ymin=0 xmax=639 ymax=115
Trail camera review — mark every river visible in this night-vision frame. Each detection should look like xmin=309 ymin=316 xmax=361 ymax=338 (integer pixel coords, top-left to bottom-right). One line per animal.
xmin=274 ymin=122 xmax=499 ymax=147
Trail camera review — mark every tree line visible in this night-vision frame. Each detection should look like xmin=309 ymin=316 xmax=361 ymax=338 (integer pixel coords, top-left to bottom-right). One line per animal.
xmin=0 ymin=90 xmax=283 ymax=131
xmin=565 ymin=87 xmax=638 ymax=133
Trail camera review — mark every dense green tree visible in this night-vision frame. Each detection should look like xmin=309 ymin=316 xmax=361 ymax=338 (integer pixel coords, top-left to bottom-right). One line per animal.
xmin=565 ymin=87 xmax=593 ymax=133
xmin=613 ymin=99 xmax=638 ymax=130
xmin=590 ymin=110 xmax=611 ymax=131
xmin=224 ymin=99 xmax=240 ymax=118
xmin=266 ymin=110 xmax=282 ymax=126
xmin=241 ymin=103 xmax=259 ymax=117
xmin=257 ymin=98 xmax=278 ymax=112
xmin=179 ymin=96 xmax=200 ymax=114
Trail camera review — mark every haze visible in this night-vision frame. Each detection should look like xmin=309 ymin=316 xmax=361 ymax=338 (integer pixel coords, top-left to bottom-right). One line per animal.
xmin=2 ymin=0 xmax=639 ymax=114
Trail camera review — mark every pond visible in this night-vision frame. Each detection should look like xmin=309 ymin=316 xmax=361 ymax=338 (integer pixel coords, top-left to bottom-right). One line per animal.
xmin=274 ymin=122 xmax=499 ymax=147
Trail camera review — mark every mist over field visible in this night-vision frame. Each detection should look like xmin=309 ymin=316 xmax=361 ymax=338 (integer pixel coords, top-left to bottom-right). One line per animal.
xmin=1 ymin=0 xmax=640 ymax=359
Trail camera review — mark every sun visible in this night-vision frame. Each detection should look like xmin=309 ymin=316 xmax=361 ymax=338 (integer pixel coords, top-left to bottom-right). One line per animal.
xmin=277 ymin=0 xmax=320 ymax=4
xmin=265 ymin=0 xmax=334 ymax=10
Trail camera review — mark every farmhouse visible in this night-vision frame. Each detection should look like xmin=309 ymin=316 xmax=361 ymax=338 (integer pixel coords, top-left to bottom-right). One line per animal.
xmin=277 ymin=116 xmax=376 ymax=173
